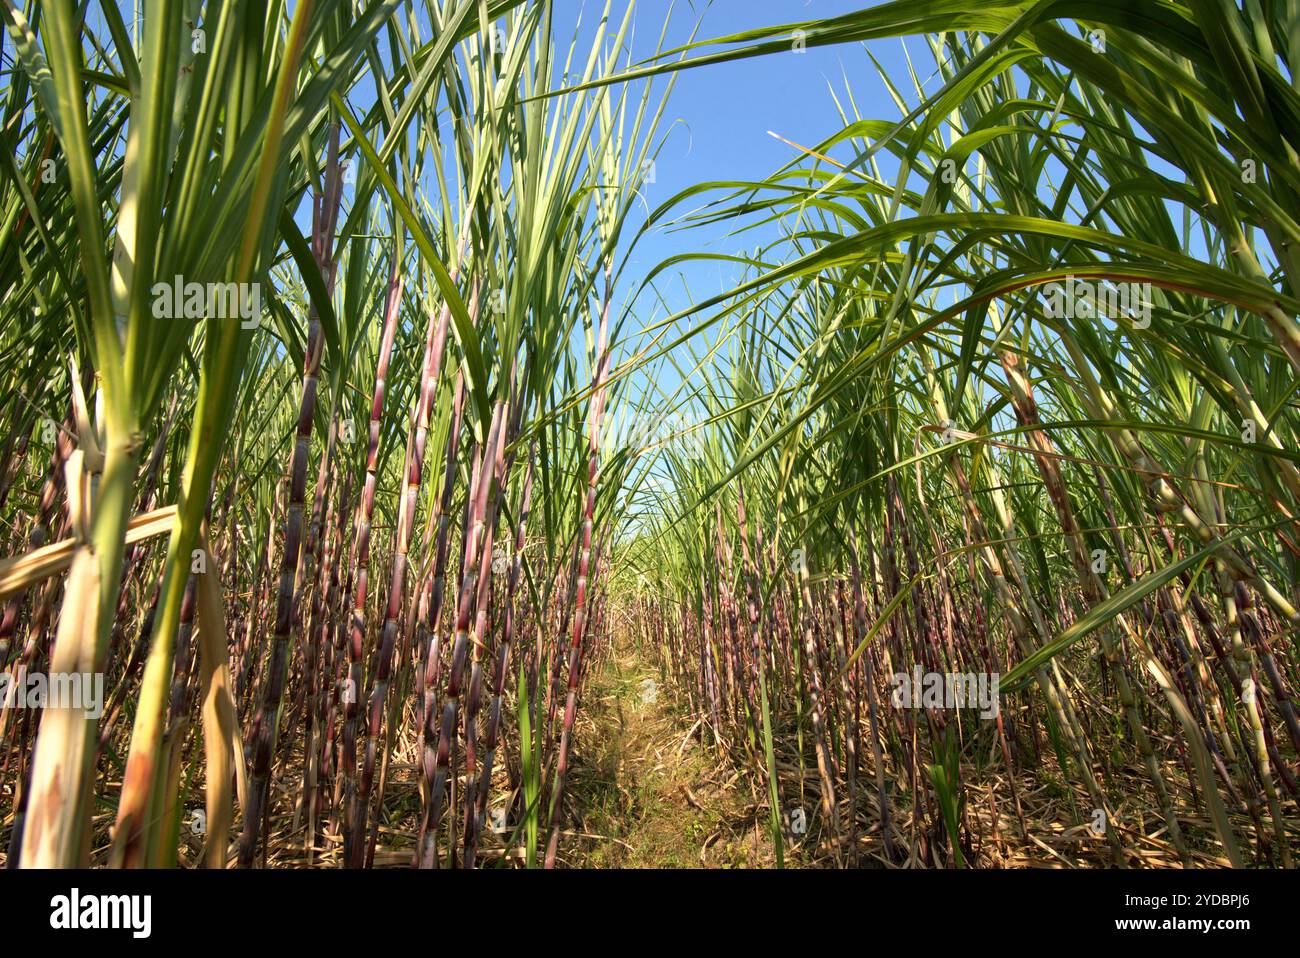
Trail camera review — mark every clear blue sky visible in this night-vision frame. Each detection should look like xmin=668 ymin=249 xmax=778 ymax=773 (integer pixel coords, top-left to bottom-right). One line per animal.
xmin=571 ymin=0 xmax=913 ymax=318
xmin=534 ymin=1 xmax=935 ymax=509
xmin=543 ymin=0 xmax=935 ymax=451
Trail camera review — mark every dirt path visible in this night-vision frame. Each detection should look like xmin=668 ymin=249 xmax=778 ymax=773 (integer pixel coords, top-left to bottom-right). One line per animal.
xmin=564 ymin=640 xmax=781 ymax=868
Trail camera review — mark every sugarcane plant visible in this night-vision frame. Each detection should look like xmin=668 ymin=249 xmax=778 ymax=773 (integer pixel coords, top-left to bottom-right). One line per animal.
xmin=609 ymin=3 xmax=1300 ymax=867
xmin=1 ymin=0 xmax=1298 ymax=872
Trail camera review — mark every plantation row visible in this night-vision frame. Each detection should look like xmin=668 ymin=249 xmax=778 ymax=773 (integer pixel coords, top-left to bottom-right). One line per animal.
xmin=0 ymin=0 xmax=669 ymax=869
xmin=1 ymin=1 xmax=1299 ymax=869
xmin=618 ymin=5 xmax=1300 ymax=867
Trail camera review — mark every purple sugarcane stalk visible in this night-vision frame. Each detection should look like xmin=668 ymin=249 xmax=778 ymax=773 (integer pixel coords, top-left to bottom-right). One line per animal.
xmin=470 ymin=442 xmax=534 ymax=861
xmin=461 ymin=384 xmax=519 ymax=867
xmin=427 ymin=400 xmax=503 ymax=866
xmin=352 ymin=256 xmax=459 ymax=868
xmin=414 ymin=354 xmax=468 ymax=867
xmin=237 ymin=124 xmax=343 ymax=867
xmin=544 ymin=266 xmax=613 ymax=869
xmin=337 ymin=248 xmax=404 ymax=866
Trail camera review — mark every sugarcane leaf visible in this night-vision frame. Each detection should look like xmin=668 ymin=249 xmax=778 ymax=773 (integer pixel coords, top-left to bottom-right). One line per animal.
xmin=1001 ymin=524 xmax=1255 ymax=692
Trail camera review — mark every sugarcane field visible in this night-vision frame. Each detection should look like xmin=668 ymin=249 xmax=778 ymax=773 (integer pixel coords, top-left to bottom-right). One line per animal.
xmin=0 ymin=0 xmax=1298 ymax=926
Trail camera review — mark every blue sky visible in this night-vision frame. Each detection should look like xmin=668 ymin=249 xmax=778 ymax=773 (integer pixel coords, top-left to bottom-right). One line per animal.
xmin=579 ymin=1 xmax=907 ymax=308
xmin=546 ymin=0 xmax=927 ymax=419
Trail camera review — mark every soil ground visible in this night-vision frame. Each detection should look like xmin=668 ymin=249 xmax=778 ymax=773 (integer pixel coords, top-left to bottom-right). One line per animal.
xmin=562 ymin=638 xmax=800 ymax=868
